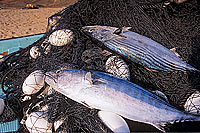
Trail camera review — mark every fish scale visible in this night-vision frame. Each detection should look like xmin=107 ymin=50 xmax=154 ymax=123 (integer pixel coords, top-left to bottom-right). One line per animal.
xmin=81 ymin=26 xmax=198 ymax=72
xmin=45 ymin=69 xmax=200 ymax=132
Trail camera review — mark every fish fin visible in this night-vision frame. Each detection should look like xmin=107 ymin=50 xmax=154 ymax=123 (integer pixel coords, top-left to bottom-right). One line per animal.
xmin=170 ymin=48 xmax=180 ymax=57
xmin=152 ymin=90 xmax=169 ymax=103
xmin=151 ymin=123 xmax=166 ymax=132
xmin=123 ymin=27 xmax=132 ymax=31
xmin=102 ymin=49 xmax=113 ymax=56
xmin=144 ymin=67 xmax=159 ymax=72
xmin=93 ymin=80 xmax=104 ymax=85
xmin=85 ymin=72 xmax=93 ymax=85
xmin=85 ymin=72 xmax=107 ymax=85
xmin=93 ymin=78 xmax=107 ymax=85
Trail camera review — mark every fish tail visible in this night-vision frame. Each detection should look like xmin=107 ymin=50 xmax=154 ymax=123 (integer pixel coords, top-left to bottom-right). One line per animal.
xmin=185 ymin=64 xmax=199 ymax=71
xmin=153 ymin=115 xmax=200 ymax=132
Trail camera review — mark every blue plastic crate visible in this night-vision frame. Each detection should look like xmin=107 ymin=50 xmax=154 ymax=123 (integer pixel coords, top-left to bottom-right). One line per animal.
xmin=0 ymin=119 xmax=19 ymax=133
xmin=0 ymin=89 xmax=19 ymax=133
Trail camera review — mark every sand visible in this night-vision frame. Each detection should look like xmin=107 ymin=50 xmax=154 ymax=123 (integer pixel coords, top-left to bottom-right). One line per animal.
xmin=0 ymin=8 xmax=64 ymax=39
xmin=0 ymin=0 xmax=77 ymax=40
xmin=0 ymin=0 xmax=77 ymax=9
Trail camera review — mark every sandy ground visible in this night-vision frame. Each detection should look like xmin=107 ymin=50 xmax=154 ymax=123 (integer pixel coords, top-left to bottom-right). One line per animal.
xmin=0 ymin=0 xmax=77 ymax=9
xmin=0 ymin=0 xmax=77 ymax=40
xmin=0 ymin=8 xmax=64 ymax=40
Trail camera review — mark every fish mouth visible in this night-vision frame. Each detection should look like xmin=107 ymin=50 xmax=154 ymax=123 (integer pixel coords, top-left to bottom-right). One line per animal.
xmin=81 ymin=26 xmax=94 ymax=37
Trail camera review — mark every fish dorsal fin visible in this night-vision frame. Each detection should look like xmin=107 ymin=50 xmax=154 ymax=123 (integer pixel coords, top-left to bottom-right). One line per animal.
xmin=170 ymin=47 xmax=180 ymax=57
xmin=85 ymin=72 xmax=107 ymax=85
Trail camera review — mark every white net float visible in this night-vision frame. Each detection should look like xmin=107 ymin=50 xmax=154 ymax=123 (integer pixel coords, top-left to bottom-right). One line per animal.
xmin=41 ymin=39 xmax=51 ymax=55
xmin=25 ymin=111 xmax=51 ymax=133
xmin=25 ymin=111 xmax=64 ymax=133
xmin=184 ymin=91 xmax=200 ymax=115
xmin=0 ymin=98 xmax=5 ymax=115
xmin=98 ymin=111 xmax=130 ymax=133
xmin=30 ymin=46 xmax=41 ymax=59
xmin=49 ymin=29 xmax=74 ymax=46
xmin=22 ymin=70 xmax=45 ymax=95
xmin=106 ymin=55 xmax=130 ymax=80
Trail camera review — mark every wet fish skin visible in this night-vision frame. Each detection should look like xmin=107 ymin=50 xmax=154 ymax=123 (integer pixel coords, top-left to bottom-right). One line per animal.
xmin=45 ymin=69 xmax=200 ymax=132
xmin=82 ymin=26 xmax=198 ymax=72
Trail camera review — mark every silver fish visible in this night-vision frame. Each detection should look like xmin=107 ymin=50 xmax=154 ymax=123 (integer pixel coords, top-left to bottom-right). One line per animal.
xmin=82 ymin=26 xmax=198 ymax=72
xmin=45 ymin=69 xmax=200 ymax=132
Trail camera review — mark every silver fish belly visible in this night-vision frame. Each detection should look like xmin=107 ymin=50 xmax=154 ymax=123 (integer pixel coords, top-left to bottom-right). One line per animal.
xmin=82 ymin=26 xmax=198 ymax=72
xmin=45 ymin=69 xmax=200 ymax=131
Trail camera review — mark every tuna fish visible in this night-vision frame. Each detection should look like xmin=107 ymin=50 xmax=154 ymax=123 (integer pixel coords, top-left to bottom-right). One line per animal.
xmin=82 ymin=25 xmax=198 ymax=72
xmin=45 ymin=69 xmax=200 ymax=132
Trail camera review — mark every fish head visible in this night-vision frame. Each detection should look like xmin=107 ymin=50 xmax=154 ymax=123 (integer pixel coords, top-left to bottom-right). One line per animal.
xmin=82 ymin=25 xmax=131 ymax=42
xmin=45 ymin=69 xmax=60 ymax=90
xmin=45 ymin=69 xmax=91 ymax=96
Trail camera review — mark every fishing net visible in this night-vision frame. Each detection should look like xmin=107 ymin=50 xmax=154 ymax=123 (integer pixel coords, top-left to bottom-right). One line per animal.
xmin=0 ymin=0 xmax=200 ymax=132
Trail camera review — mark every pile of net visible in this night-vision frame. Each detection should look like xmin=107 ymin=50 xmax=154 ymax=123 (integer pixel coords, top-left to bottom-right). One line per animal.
xmin=0 ymin=0 xmax=200 ymax=132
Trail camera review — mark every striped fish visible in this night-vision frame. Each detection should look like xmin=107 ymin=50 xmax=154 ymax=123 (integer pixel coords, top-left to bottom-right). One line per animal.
xmin=45 ymin=69 xmax=200 ymax=132
xmin=82 ymin=26 xmax=198 ymax=72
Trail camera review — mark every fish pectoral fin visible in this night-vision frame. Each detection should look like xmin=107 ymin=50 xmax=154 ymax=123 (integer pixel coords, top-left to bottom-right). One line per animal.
xmin=170 ymin=48 xmax=181 ymax=57
xmin=113 ymin=28 xmax=127 ymax=38
xmin=93 ymin=78 xmax=107 ymax=85
xmin=85 ymin=72 xmax=107 ymax=85
xmin=113 ymin=27 xmax=132 ymax=35
xmin=93 ymin=80 xmax=104 ymax=85
xmin=85 ymin=72 xmax=93 ymax=85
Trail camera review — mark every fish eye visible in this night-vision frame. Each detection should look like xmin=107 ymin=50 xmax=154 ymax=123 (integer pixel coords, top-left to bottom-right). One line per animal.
xmin=56 ymin=70 xmax=63 ymax=75
xmin=89 ymin=29 xmax=94 ymax=32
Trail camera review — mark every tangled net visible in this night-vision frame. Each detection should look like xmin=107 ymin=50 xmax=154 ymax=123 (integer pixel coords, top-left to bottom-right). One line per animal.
xmin=0 ymin=0 xmax=200 ymax=132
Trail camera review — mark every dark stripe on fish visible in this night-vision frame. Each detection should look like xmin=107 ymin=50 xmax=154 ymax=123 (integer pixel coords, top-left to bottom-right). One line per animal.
xmin=115 ymin=36 xmax=194 ymax=71
xmin=105 ymin=41 xmax=165 ymax=70
xmin=107 ymin=40 xmax=182 ymax=71
xmin=111 ymin=39 xmax=173 ymax=70
xmin=107 ymin=40 xmax=172 ymax=71
xmin=109 ymin=38 xmax=187 ymax=71
xmin=114 ymin=39 xmax=183 ymax=70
